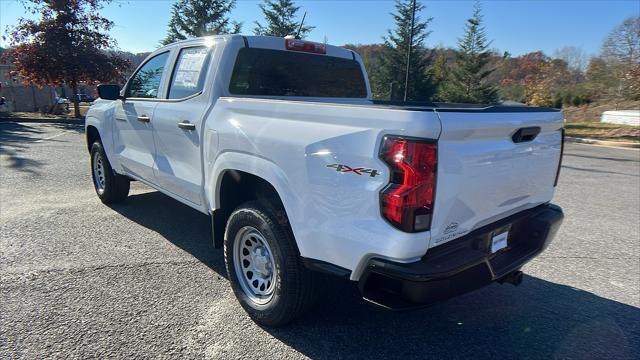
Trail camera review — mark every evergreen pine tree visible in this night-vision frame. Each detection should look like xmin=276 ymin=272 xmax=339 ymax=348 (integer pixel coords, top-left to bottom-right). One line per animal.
xmin=430 ymin=49 xmax=450 ymax=101
xmin=162 ymin=0 xmax=241 ymax=45
xmin=440 ymin=1 xmax=499 ymax=104
xmin=370 ymin=0 xmax=435 ymax=101
xmin=254 ymin=0 xmax=313 ymax=38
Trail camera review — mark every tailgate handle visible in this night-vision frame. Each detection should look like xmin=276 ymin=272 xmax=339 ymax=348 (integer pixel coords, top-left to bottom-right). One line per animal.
xmin=512 ymin=127 xmax=541 ymax=143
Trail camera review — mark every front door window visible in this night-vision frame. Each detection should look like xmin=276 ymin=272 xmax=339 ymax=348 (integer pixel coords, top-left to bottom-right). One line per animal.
xmin=126 ymin=52 xmax=170 ymax=99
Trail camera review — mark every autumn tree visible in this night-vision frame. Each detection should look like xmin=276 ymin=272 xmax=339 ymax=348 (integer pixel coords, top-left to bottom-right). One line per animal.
xmin=622 ymin=65 xmax=640 ymax=100
xmin=602 ymin=16 xmax=640 ymax=65
xmin=493 ymin=52 xmax=545 ymax=103
xmin=6 ymin=0 xmax=130 ymax=118
xmin=254 ymin=0 xmax=313 ymax=38
xmin=584 ymin=57 xmax=617 ymax=99
xmin=370 ymin=0 xmax=435 ymax=101
xmin=162 ymin=0 xmax=241 ymax=45
xmin=523 ymin=59 xmax=575 ymax=107
xmin=601 ymin=16 xmax=640 ymax=100
xmin=552 ymin=46 xmax=589 ymax=72
xmin=344 ymin=43 xmax=386 ymax=73
xmin=490 ymin=51 xmax=583 ymax=107
xmin=439 ymin=1 xmax=499 ymax=104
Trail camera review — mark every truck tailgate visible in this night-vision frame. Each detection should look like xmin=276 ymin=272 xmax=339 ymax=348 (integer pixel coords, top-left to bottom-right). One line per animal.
xmin=429 ymin=110 xmax=563 ymax=248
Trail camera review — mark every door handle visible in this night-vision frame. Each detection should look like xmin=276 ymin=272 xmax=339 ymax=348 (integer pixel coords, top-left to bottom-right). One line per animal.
xmin=512 ymin=126 xmax=541 ymax=143
xmin=137 ymin=115 xmax=151 ymax=123
xmin=177 ymin=121 xmax=196 ymax=131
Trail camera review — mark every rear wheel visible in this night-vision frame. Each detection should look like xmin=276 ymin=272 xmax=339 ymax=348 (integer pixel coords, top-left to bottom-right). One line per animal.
xmin=233 ymin=225 xmax=278 ymax=305
xmin=224 ymin=200 xmax=317 ymax=327
xmin=90 ymin=142 xmax=129 ymax=203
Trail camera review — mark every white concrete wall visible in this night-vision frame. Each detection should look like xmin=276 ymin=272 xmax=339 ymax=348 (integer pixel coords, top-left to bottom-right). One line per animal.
xmin=601 ymin=110 xmax=640 ymax=126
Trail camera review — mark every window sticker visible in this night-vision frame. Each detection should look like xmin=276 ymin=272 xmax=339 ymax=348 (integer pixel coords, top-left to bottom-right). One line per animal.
xmin=173 ymin=48 xmax=209 ymax=89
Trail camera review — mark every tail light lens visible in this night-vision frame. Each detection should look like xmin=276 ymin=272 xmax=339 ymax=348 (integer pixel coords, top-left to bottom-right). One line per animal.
xmin=379 ymin=136 xmax=437 ymax=232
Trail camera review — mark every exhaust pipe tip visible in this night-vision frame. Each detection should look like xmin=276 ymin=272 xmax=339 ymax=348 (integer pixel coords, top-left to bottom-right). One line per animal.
xmin=498 ymin=270 xmax=523 ymax=286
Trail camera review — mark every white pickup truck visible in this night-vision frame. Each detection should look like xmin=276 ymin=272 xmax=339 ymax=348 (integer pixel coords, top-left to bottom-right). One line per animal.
xmin=86 ymin=35 xmax=564 ymax=326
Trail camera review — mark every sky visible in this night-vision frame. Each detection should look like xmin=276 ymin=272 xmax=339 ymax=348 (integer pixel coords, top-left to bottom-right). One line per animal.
xmin=0 ymin=0 xmax=638 ymax=56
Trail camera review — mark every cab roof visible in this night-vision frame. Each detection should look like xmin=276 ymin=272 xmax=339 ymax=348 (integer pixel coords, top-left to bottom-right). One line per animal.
xmin=160 ymin=35 xmax=357 ymax=60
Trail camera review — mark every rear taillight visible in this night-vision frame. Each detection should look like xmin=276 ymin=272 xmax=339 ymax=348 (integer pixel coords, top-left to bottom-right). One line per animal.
xmin=379 ymin=136 xmax=437 ymax=232
xmin=285 ymin=39 xmax=326 ymax=54
xmin=554 ymin=128 xmax=565 ymax=187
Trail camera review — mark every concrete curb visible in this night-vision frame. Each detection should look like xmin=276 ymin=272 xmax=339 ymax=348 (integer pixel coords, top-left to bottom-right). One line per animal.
xmin=566 ymin=136 xmax=640 ymax=149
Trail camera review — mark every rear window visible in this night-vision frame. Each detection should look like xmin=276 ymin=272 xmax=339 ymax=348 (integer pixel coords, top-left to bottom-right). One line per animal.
xmin=229 ymin=48 xmax=367 ymax=98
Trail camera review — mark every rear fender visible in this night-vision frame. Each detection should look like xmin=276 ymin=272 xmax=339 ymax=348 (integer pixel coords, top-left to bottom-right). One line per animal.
xmin=206 ymin=151 xmax=301 ymax=245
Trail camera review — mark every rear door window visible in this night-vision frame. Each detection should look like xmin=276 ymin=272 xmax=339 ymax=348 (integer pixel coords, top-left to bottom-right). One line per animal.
xmin=229 ymin=48 xmax=367 ymax=98
xmin=168 ymin=47 xmax=211 ymax=99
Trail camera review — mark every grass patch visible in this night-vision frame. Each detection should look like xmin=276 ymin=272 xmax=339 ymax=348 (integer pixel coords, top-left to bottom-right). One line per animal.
xmin=565 ymin=122 xmax=640 ymax=143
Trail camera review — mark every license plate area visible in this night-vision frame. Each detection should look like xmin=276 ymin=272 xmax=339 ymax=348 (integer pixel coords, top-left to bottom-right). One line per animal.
xmin=489 ymin=224 xmax=511 ymax=254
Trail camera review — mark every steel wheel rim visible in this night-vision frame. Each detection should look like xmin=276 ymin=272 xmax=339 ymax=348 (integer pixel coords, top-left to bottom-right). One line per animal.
xmin=92 ymin=151 xmax=106 ymax=195
xmin=233 ymin=226 xmax=277 ymax=305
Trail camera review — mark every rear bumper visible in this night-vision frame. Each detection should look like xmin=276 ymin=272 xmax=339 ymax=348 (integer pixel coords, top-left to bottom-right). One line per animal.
xmin=358 ymin=203 xmax=564 ymax=310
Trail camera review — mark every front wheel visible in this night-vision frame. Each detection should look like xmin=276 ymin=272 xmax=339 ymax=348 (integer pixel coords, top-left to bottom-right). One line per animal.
xmin=224 ymin=201 xmax=318 ymax=327
xmin=90 ymin=142 xmax=129 ymax=204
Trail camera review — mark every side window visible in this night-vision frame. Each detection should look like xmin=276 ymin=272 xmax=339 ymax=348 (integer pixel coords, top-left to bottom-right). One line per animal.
xmin=126 ymin=52 xmax=170 ymax=99
xmin=168 ymin=47 xmax=211 ymax=99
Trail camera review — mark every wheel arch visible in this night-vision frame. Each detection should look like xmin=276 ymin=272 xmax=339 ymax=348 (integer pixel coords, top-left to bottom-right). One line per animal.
xmin=207 ymin=152 xmax=300 ymax=250
xmin=86 ymin=124 xmax=101 ymax=152
xmin=85 ymin=115 xmax=119 ymax=172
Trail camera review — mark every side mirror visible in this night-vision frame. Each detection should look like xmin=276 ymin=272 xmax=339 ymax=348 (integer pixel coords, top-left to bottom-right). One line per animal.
xmin=97 ymin=84 xmax=121 ymax=101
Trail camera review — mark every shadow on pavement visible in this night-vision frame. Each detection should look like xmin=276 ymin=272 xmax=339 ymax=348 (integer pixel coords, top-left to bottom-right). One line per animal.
xmin=276 ymin=277 xmax=640 ymax=359
xmin=109 ymin=191 xmax=227 ymax=277
xmin=0 ymin=122 xmax=46 ymax=174
xmin=561 ymin=164 xmax=640 ymax=177
xmin=563 ymin=152 xmax=640 ymax=163
xmin=112 ymin=190 xmax=640 ymax=359
xmin=0 ymin=121 xmax=84 ymax=173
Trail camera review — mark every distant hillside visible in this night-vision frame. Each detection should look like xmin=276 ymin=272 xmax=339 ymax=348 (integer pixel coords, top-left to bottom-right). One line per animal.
xmin=108 ymin=51 xmax=151 ymax=74
xmin=344 ymin=44 xmax=639 ymax=109
xmin=345 ymin=44 xmax=461 ymax=69
xmin=343 ymin=44 xmax=385 ymax=69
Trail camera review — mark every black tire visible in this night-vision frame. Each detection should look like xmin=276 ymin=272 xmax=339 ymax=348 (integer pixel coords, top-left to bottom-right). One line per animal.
xmin=90 ymin=141 xmax=130 ymax=204
xmin=224 ymin=200 xmax=317 ymax=327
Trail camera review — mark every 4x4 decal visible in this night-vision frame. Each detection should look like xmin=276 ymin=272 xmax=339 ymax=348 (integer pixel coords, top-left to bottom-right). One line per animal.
xmin=326 ymin=164 xmax=381 ymax=177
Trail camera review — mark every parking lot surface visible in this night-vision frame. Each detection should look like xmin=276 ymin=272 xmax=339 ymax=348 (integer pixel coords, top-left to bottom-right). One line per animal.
xmin=1 ymin=121 xmax=639 ymax=359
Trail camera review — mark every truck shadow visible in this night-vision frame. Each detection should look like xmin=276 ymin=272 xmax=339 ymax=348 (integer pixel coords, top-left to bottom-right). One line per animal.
xmin=108 ymin=190 xmax=228 ymax=277
xmin=277 ymin=277 xmax=640 ymax=359
xmin=110 ymin=190 xmax=640 ymax=359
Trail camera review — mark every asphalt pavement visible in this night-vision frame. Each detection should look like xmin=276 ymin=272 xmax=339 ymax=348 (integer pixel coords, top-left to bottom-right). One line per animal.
xmin=1 ymin=120 xmax=639 ymax=359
